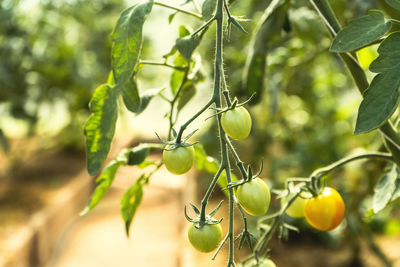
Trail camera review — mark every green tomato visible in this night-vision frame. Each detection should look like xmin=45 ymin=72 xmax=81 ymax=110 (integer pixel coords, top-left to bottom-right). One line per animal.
xmin=245 ymin=258 xmax=276 ymax=267
xmin=163 ymin=145 xmax=194 ymax=175
xmin=236 ymin=178 xmax=271 ymax=216
xmin=282 ymin=195 xmax=307 ymax=218
xmin=221 ymin=106 xmax=252 ymax=140
xmin=188 ymin=223 xmax=222 ymax=253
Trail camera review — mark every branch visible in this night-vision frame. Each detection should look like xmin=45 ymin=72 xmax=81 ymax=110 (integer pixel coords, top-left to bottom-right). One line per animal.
xmin=154 ymin=2 xmax=202 ymax=20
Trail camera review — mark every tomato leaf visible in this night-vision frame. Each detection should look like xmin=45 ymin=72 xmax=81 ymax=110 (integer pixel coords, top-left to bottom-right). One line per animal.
xmin=373 ymin=165 xmax=399 ymax=213
xmin=111 ymin=1 xmax=153 ymax=86
xmin=170 ymin=53 xmax=187 ymax=94
xmin=330 ymin=10 xmax=391 ymax=53
xmin=121 ymin=176 xmax=145 ymax=236
xmin=84 ymin=84 xmax=119 ymax=175
xmin=355 ymin=32 xmax=400 ymax=134
xmin=385 ymin=0 xmax=400 ymax=10
xmin=81 ymin=157 xmax=127 ymax=215
xmin=201 ymin=0 xmax=217 ymax=21
xmin=177 ymin=82 xmax=196 ymax=110
xmin=136 ymin=88 xmax=165 ymax=114
xmin=243 ymin=0 xmax=290 ymax=105
xmin=176 ymin=36 xmax=200 ymax=62
xmin=127 ymin=145 xmax=150 ymax=166
xmin=121 ymin=78 xmax=141 ymax=113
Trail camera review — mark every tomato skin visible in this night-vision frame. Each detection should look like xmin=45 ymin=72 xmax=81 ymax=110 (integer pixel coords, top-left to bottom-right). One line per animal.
xmin=236 ymin=178 xmax=271 ymax=216
xmin=187 ymin=223 xmax=222 ymax=253
xmin=221 ymin=106 xmax=252 ymax=140
xmin=282 ymin=196 xmax=307 ymax=218
xmin=163 ymin=145 xmax=194 ymax=175
xmin=304 ymin=187 xmax=345 ymax=231
xmin=245 ymin=258 xmax=276 ymax=267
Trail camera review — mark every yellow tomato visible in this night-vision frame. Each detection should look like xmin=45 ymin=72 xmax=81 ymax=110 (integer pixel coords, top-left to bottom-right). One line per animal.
xmin=304 ymin=187 xmax=345 ymax=231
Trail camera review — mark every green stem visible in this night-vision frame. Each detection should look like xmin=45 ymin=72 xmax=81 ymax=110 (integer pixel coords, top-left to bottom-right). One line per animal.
xmin=311 ymin=152 xmax=394 ymax=179
xmin=200 ymin=165 xmax=225 ymax=222
xmin=309 ymin=0 xmax=400 ymax=167
xmin=225 ymin=137 xmax=248 ymax=179
xmin=154 ymin=2 xmax=202 ymax=20
xmin=139 ymin=60 xmax=187 ymax=71
xmin=391 ymin=18 xmax=400 ymax=25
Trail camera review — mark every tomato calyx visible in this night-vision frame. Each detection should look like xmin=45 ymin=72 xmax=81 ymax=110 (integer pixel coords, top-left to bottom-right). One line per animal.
xmin=156 ymin=128 xmax=198 ymax=149
xmin=225 ymin=161 xmax=263 ymax=190
xmin=235 ymin=229 xmax=257 ymax=251
xmin=184 ymin=201 xmax=223 ymax=228
xmin=206 ymin=94 xmax=255 ymax=120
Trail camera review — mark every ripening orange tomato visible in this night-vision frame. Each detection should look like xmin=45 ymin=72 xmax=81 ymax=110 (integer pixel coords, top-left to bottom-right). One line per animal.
xmin=304 ymin=187 xmax=345 ymax=231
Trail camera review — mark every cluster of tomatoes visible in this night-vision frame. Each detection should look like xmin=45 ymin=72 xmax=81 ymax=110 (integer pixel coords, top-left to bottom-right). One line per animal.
xmin=162 ymin=106 xmax=345 ymax=266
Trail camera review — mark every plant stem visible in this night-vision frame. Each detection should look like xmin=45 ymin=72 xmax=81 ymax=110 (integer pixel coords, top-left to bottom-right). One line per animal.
xmin=139 ymin=60 xmax=187 ymax=71
xmin=309 ymin=0 xmax=400 ymax=167
xmin=311 ymin=152 xmax=394 ymax=179
xmin=154 ymin=2 xmax=202 ymax=20
xmin=200 ymin=165 xmax=225 ymax=222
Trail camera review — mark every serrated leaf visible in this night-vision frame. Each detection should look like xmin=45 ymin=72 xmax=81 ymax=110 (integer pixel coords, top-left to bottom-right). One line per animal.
xmin=81 ymin=158 xmax=126 ymax=215
xmin=201 ymin=0 xmax=217 ymax=21
xmin=330 ymin=10 xmax=392 ymax=53
xmin=385 ymin=0 xmax=400 ymax=10
xmin=121 ymin=177 xmax=144 ymax=236
xmin=178 ymin=82 xmax=196 ymax=110
xmin=355 ymin=32 xmax=400 ymax=134
xmin=354 ymin=70 xmax=400 ymax=134
xmin=176 ymin=36 xmax=200 ymax=62
xmin=122 ymin=78 xmax=141 ymax=113
xmin=243 ymin=0 xmax=290 ymax=105
xmin=127 ymin=145 xmax=150 ymax=165
xmin=373 ymin=165 xmax=398 ymax=213
xmin=136 ymin=88 xmax=164 ymax=114
xmin=112 ymin=0 xmax=153 ymax=85
xmin=370 ymin=32 xmax=400 ymax=73
xmin=84 ymin=84 xmax=119 ymax=175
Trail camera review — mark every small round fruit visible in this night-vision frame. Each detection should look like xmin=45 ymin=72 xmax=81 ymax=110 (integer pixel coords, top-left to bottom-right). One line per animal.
xmin=282 ymin=195 xmax=307 ymax=218
xmin=304 ymin=187 xmax=345 ymax=231
xmin=236 ymin=178 xmax=271 ymax=216
xmin=163 ymin=145 xmax=194 ymax=175
xmin=221 ymin=106 xmax=252 ymax=140
xmin=188 ymin=223 xmax=222 ymax=253
xmin=245 ymin=258 xmax=276 ymax=267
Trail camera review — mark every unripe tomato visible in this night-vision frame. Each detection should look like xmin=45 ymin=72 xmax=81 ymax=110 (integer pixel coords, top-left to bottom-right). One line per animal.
xmin=236 ymin=178 xmax=271 ymax=216
xmin=244 ymin=258 xmax=276 ymax=267
xmin=304 ymin=187 xmax=345 ymax=231
xmin=187 ymin=223 xmax=222 ymax=253
xmin=221 ymin=106 xmax=252 ymax=140
xmin=163 ymin=145 xmax=194 ymax=175
xmin=282 ymin=195 xmax=307 ymax=218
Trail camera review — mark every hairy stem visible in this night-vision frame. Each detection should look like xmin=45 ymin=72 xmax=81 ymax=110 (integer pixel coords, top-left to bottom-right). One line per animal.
xmin=154 ymin=2 xmax=202 ymax=20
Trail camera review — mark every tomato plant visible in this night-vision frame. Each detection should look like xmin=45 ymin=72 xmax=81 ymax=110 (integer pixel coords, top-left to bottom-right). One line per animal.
xmin=236 ymin=178 xmax=271 ymax=216
xmin=304 ymin=187 xmax=345 ymax=231
xmin=188 ymin=222 xmax=223 ymax=253
xmin=79 ymin=0 xmax=400 ymax=266
xmin=163 ymin=145 xmax=195 ymax=175
xmin=221 ymin=106 xmax=252 ymax=140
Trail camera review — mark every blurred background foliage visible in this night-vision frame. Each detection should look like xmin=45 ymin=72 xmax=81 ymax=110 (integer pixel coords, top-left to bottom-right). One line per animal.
xmin=1 ymin=0 xmax=400 ymax=256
